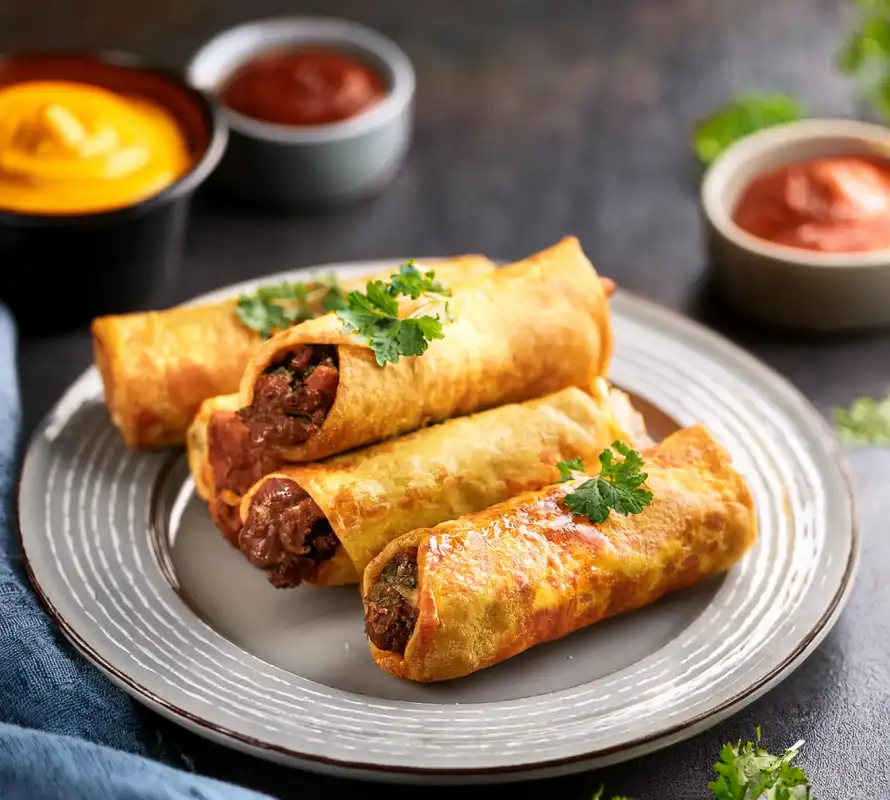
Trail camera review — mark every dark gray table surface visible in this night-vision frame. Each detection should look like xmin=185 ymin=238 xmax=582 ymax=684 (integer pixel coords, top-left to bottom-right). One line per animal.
xmin=7 ymin=0 xmax=889 ymax=796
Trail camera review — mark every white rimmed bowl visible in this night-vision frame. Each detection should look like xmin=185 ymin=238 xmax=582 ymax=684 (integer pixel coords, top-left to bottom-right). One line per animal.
xmin=701 ymin=118 xmax=890 ymax=331
xmin=186 ymin=16 xmax=415 ymax=210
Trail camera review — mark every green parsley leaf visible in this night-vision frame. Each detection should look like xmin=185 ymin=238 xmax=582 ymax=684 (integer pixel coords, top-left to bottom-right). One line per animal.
xmin=708 ymin=728 xmax=814 ymax=799
xmin=837 ymin=2 xmax=890 ymax=120
xmin=832 ymin=393 xmax=890 ymax=445
xmin=556 ymin=457 xmax=585 ymax=482
xmin=591 ymin=787 xmax=633 ymax=800
xmin=562 ymin=441 xmax=652 ymax=524
xmin=336 ymin=262 xmax=450 ymax=366
xmin=389 ymin=260 xmax=451 ymax=300
xmin=692 ymin=93 xmax=802 ymax=165
xmin=321 ymin=284 xmax=348 ymax=312
xmin=235 ymin=276 xmax=344 ymax=339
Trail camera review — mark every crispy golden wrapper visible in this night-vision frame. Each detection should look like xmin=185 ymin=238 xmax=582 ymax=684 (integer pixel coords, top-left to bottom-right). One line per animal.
xmin=238 ymin=236 xmax=613 ymax=463
xmin=363 ymin=425 xmax=757 ymax=683
xmin=92 ymin=255 xmax=497 ymax=449
xmin=236 ymin=380 xmax=650 ymax=587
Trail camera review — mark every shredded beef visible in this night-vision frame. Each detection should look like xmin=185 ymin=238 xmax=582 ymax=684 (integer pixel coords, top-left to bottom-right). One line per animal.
xmin=239 ymin=345 xmax=339 ymax=449
xmin=207 ymin=410 xmax=286 ymax=500
xmin=239 ymin=477 xmax=340 ymax=589
xmin=364 ymin=550 xmax=419 ymax=653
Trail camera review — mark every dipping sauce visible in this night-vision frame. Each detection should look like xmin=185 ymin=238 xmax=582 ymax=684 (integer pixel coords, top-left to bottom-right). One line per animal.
xmin=732 ymin=155 xmax=890 ymax=253
xmin=0 ymin=80 xmax=191 ymax=215
xmin=220 ymin=49 xmax=387 ymax=127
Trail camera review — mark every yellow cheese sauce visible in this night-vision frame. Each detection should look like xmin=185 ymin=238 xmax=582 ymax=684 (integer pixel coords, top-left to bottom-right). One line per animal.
xmin=0 ymin=80 xmax=191 ymax=214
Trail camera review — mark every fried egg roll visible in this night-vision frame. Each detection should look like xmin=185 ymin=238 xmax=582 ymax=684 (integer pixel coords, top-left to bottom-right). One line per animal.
xmin=186 ymin=393 xmax=240 ymax=501
xmin=234 ymin=381 xmax=649 ymax=588
xmin=212 ymin=237 xmax=613 ymax=491
xmin=92 ymin=255 xmax=497 ymax=449
xmin=362 ymin=425 xmax=757 ymax=683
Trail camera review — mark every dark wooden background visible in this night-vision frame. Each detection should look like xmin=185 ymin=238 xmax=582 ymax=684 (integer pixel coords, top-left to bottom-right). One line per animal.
xmin=6 ymin=0 xmax=890 ymax=796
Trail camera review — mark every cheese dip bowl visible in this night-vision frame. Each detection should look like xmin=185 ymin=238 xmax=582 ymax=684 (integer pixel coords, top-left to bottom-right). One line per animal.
xmin=0 ymin=52 xmax=227 ymax=334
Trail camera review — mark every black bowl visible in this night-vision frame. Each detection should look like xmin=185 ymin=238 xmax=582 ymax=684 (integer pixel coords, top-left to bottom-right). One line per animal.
xmin=0 ymin=52 xmax=228 ymax=335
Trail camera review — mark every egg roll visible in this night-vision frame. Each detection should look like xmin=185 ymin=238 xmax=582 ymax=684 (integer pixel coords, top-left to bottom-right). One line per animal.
xmin=362 ymin=425 xmax=757 ymax=683
xmin=234 ymin=380 xmax=650 ymax=589
xmin=208 ymin=236 xmax=613 ymax=510
xmin=186 ymin=393 xmax=240 ymax=501
xmin=91 ymin=255 xmax=497 ymax=449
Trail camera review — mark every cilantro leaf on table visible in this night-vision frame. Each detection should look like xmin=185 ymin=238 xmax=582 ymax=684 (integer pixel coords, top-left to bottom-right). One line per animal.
xmin=832 ymin=393 xmax=890 ymax=445
xmin=560 ymin=441 xmax=652 ymax=524
xmin=336 ymin=262 xmax=450 ymax=366
xmin=692 ymin=93 xmax=802 ymax=165
xmin=235 ymin=275 xmax=345 ymax=339
xmin=837 ymin=1 xmax=890 ymax=120
xmin=591 ymin=788 xmax=633 ymax=800
xmin=708 ymin=728 xmax=814 ymax=799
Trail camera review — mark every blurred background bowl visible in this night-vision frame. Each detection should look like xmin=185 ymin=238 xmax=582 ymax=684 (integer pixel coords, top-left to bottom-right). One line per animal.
xmin=0 ymin=52 xmax=227 ymax=335
xmin=702 ymin=118 xmax=890 ymax=332
xmin=185 ymin=16 xmax=415 ymax=211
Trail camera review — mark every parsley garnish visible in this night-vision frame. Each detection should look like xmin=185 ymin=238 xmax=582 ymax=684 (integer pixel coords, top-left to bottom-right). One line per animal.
xmin=591 ymin=729 xmax=814 ymax=799
xmin=556 ymin=456 xmax=585 ymax=482
xmin=692 ymin=93 xmax=802 ymax=165
xmin=708 ymin=728 xmax=814 ymax=799
xmin=235 ymin=276 xmax=346 ymax=339
xmin=336 ymin=260 xmax=451 ymax=366
xmin=833 ymin=393 xmax=890 ymax=445
xmin=837 ymin=0 xmax=890 ymax=121
xmin=591 ymin=788 xmax=632 ymax=800
xmin=557 ymin=442 xmax=652 ymax=524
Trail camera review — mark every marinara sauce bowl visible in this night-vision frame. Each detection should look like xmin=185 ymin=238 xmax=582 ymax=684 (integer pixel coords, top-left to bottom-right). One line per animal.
xmin=185 ymin=17 xmax=415 ymax=210
xmin=702 ymin=118 xmax=890 ymax=332
xmin=0 ymin=52 xmax=227 ymax=335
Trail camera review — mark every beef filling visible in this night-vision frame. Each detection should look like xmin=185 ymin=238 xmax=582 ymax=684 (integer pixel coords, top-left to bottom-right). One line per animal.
xmin=364 ymin=550 xmax=419 ymax=653
xmin=207 ymin=410 xmax=286 ymax=503
xmin=239 ymin=345 xmax=339 ymax=450
xmin=239 ymin=477 xmax=340 ymax=589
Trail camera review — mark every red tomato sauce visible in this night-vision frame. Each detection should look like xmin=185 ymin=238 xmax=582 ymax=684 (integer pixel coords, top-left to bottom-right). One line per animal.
xmin=732 ymin=155 xmax=890 ymax=253
xmin=220 ymin=49 xmax=387 ymax=127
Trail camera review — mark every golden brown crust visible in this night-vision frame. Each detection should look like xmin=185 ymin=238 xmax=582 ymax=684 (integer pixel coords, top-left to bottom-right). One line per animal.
xmin=92 ymin=255 xmax=497 ymax=449
xmin=186 ymin=393 xmax=241 ymax=501
xmin=364 ymin=425 xmax=758 ymax=682
xmin=240 ymin=237 xmax=613 ymax=463
xmin=240 ymin=380 xmax=644 ymax=586
xmin=91 ymin=302 xmax=255 ymax=449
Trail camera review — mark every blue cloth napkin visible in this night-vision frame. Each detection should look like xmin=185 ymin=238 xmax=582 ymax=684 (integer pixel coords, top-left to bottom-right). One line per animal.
xmin=0 ymin=304 xmax=272 ymax=800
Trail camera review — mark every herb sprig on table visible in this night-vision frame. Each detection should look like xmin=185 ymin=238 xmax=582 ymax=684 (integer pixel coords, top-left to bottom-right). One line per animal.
xmin=336 ymin=260 xmax=452 ymax=366
xmin=833 ymin=393 xmax=890 ymax=445
xmin=235 ymin=276 xmax=347 ymax=339
xmin=692 ymin=93 xmax=803 ymax=165
xmin=593 ymin=729 xmax=815 ymax=799
xmin=837 ymin=0 xmax=890 ymax=121
xmin=556 ymin=441 xmax=653 ymax=524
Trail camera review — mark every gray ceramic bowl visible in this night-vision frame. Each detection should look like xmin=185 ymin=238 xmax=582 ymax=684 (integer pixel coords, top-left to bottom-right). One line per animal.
xmin=701 ymin=118 xmax=890 ymax=332
xmin=185 ymin=17 xmax=415 ymax=210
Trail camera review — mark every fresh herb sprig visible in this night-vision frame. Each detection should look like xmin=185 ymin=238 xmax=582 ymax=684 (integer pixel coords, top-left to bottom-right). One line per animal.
xmin=837 ymin=0 xmax=890 ymax=121
xmin=556 ymin=441 xmax=653 ymax=524
xmin=236 ymin=276 xmax=347 ymax=339
xmin=692 ymin=93 xmax=802 ymax=165
xmin=833 ymin=392 xmax=890 ymax=445
xmin=592 ymin=729 xmax=815 ymax=799
xmin=708 ymin=728 xmax=813 ymax=800
xmin=336 ymin=260 xmax=452 ymax=366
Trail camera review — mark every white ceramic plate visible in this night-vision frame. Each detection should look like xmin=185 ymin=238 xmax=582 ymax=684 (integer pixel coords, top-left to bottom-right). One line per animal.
xmin=19 ymin=259 xmax=858 ymax=784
